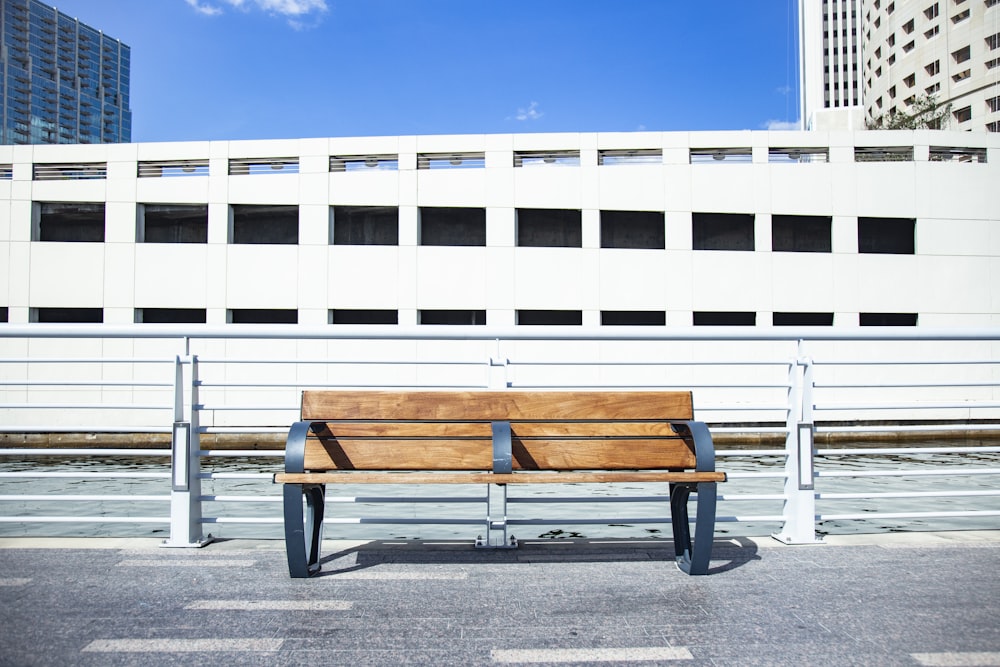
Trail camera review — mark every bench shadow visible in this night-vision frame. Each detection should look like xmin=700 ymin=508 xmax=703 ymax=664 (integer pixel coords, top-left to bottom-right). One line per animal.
xmin=312 ymin=536 xmax=759 ymax=577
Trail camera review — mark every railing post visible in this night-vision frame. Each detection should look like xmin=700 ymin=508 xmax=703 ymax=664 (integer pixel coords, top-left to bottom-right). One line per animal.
xmin=162 ymin=353 xmax=212 ymax=548
xmin=488 ymin=338 xmax=510 ymax=389
xmin=773 ymin=341 xmax=822 ymax=544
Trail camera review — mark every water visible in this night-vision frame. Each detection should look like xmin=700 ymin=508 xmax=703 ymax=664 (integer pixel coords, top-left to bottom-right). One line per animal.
xmin=1 ymin=446 xmax=998 ymax=540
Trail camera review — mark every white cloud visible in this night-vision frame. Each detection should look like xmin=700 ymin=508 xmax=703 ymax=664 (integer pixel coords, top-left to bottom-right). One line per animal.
xmin=186 ymin=0 xmax=223 ymax=16
xmin=514 ymin=101 xmax=543 ymax=122
xmin=764 ymin=119 xmax=801 ymax=131
xmin=185 ymin=0 xmax=328 ymax=26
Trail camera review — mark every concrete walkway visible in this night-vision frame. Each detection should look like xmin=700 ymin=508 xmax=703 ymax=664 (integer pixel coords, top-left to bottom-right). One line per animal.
xmin=1 ymin=531 xmax=999 ymax=666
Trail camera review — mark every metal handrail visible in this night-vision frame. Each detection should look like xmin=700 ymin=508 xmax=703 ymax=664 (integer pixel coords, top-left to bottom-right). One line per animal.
xmin=0 ymin=325 xmax=998 ymax=544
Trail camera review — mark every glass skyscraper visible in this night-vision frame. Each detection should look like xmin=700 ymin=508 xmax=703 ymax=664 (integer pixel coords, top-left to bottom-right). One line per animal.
xmin=1 ymin=0 xmax=131 ymax=144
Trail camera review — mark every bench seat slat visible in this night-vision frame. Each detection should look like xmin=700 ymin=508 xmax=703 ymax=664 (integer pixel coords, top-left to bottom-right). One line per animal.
xmin=276 ymin=471 xmax=727 ymax=485
xmin=302 ymin=390 xmax=694 ymax=422
xmin=302 ymin=438 xmax=698 ymax=471
xmin=305 ymin=421 xmax=688 ymax=438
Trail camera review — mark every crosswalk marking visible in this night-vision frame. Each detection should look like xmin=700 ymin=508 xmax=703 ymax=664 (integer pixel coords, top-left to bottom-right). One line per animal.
xmin=326 ymin=569 xmax=468 ymax=580
xmin=912 ymin=653 xmax=1000 ymax=666
xmin=0 ymin=578 xmax=31 ymax=586
xmin=82 ymin=638 xmax=282 ymax=653
xmin=117 ymin=559 xmax=255 ymax=567
xmin=186 ymin=599 xmax=353 ymax=611
xmin=491 ymin=647 xmax=693 ymax=663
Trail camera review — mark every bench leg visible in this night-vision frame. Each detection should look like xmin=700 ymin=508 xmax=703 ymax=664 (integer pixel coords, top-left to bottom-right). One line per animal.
xmin=670 ymin=481 xmax=717 ymax=575
xmin=283 ymin=483 xmax=325 ymax=578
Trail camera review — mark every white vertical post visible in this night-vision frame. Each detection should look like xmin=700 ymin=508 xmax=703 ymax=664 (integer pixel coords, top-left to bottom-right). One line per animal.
xmin=488 ymin=338 xmax=509 ymax=389
xmin=162 ymin=353 xmax=211 ymax=548
xmin=773 ymin=341 xmax=822 ymax=544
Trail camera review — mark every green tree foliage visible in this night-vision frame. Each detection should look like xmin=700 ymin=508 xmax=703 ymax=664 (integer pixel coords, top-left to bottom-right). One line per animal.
xmin=866 ymin=94 xmax=952 ymax=130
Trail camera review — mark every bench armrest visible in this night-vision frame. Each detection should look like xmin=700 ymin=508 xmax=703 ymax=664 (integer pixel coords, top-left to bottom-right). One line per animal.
xmin=672 ymin=420 xmax=716 ymax=473
xmin=283 ymin=420 xmax=313 ymax=474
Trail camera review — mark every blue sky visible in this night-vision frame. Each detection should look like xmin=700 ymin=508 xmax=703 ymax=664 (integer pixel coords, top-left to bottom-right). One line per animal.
xmin=50 ymin=0 xmax=801 ymax=142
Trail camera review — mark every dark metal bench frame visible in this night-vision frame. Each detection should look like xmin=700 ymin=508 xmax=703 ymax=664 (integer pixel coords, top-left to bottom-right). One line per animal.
xmin=275 ymin=394 xmax=725 ymax=577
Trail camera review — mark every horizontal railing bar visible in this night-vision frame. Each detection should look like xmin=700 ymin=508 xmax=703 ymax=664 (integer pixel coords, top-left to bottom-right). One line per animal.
xmin=0 ymin=358 xmax=173 ymax=364
xmin=818 ymin=510 xmax=1000 ymax=520
xmin=3 ymin=324 xmax=998 ymax=342
xmin=0 ymin=516 xmax=169 ymax=523
xmin=199 ymin=473 xmax=274 ymax=480
xmin=320 ymin=518 xmax=484 ymax=525
xmin=0 ymin=494 xmax=168 ymax=502
xmin=0 ymin=426 xmax=171 ymax=433
xmin=812 ymin=359 xmax=1000 ymax=366
xmin=717 ymin=449 xmax=787 ymax=456
xmin=815 ymin=402 xmax=1000 ymax=410
xmin=0 ymin=381 xmax=172 ymax=387
xmin=0 ymin=448 xmax=169 ymax=456
xmin=200 ymin=495 xmax=283 ymax=503
xmin=815 ymin=424 xmax=1000 ymax=433
xmin=818 ymin=446 xmax=1000 ymax=455
xmin=0 ymin=472 xmax=169 ymax=479
xmin=814 ymin=382 xmax=1000 ymax=389
xmin=200 ymin=517 xmax=283 ymax=524
xmin=1 ymin=403 xmax=169 ymax=410
xmin=323 ymin=496 xmax=485 ymax=503
xmin=817 ymin=490 xmax=1000 ymax=499
xmin=199 ymin=450 xmax=284 ymax=457
xmin=727 ymin=472 xmax=790 ymax=479
xmin=815 ymin=468 xmax=1000 ymax=478
xmin=200 ymin=427 xmax=287 ymax=434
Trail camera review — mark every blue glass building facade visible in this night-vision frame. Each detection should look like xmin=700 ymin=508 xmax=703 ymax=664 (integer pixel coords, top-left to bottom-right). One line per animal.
xmin=1 ymin=0 xmax=130 ymax=144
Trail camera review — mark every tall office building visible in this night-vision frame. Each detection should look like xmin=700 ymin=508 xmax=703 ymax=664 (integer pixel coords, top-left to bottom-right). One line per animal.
xmin=1 ymin=0 xmax=131 ymax=144
xmin=863 ymin=0 xmax=1000 ymax=133
xmin=799 ymin=0 xmax=866 ymax=129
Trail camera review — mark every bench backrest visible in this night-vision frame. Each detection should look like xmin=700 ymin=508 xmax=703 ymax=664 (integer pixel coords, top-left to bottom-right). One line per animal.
xmin=297 ymin=390 xmax=699 ymax=472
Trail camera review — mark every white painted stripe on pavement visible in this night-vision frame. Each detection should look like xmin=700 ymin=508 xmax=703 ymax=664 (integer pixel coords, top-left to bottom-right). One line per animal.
xmin=82 ymin=638 xmax=282 ymax=653
xmin=491 ymin=647 xmax=693 ymax=663
xmin=329 ymin=570 xmax=468 ymax=580
xmin=186 ymin=599 xmax=353 ymax=611
xmin=117 ymin=559 xmax=255 ymax=567
xmin=0 ymin=578 xmax=31 ymax=586
xmin=912 ymin=653 xmax=1000 ymax=666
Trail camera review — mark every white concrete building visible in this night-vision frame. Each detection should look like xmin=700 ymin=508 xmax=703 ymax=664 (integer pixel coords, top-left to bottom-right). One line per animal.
xmin=862 ymin=0 xmax=1000 ymax=132
xmin=800 ymin=0 xmax=867 ymax=130
xmin=1 ymin=131 xmax=997 ymax=329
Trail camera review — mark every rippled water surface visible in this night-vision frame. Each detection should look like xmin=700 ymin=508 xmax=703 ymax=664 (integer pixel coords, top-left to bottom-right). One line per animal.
xmin=1 ymin=445 xmax=998 ymax=540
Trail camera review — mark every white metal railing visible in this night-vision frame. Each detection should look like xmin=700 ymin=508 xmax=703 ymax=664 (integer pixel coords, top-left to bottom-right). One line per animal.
xmin=0 ymin=325 xmax=998 ymax=546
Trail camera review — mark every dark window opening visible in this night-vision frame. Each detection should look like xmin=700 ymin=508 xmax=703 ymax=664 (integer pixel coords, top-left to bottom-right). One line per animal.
xmin=517 ymin=310 xmax=583 ymax=325
xmin=142 ymin=204 xmax=208 ymax=243
xmin=772 ymin=215 xmax=832 ymax=252
xmin=332 ymin=206 xmax=398 ymax=245
xmin=600 ymin=211 xmax=665 ymax=249
xmin=858 ymin=217 xmax=915 ymax=254
xmin=860 ymin=312 xmax=918 ymax=326
xmin=693 ymin=311 xmax=756 ymax=326
xmin=517 ymin=209 xmax=582 ymax=247
xmin=773 ymin=312 xmax=834 ymax=326
xmin=692 ymin=213 xmax=755 ymax=251
xmin=601 ymin=311 xmax=666 ymax=326
xmin=37 ymin=202 xmax=105 ymax=242
xmin=229 ymin=309 xmax=298 ymax=324
xmin=231 ymin=205 xmax=298 ymax=244
xmin=0 ymin=307 xmax=8 ymax=322
xmin=34 ymin=307 xmax=103 ymax=323
xmin=419 ymin=310 xmax=486 ymax=325
xmin=330 ymin=309 xmax=399 ymax=325
xmin=419 ymin=207 xmax=486 ymax=246
xmin=137 ymin=308 xmax=207 ymax=323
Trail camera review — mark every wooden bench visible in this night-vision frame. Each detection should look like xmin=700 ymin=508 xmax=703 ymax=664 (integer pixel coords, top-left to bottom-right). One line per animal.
xmin=274 ymin=390 xmax=726 ymax=577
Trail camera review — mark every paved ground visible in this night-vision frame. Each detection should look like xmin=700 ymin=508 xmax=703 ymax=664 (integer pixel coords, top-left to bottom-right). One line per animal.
xmin=1 ymin=531 xmax=999 ymax=666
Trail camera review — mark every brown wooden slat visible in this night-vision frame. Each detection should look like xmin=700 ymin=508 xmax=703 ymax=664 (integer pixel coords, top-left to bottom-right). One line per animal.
xmin=301 ymin=437 xmax=696 ymax=471
xmin=276 ymin=471 xmax=727 ymax=484
xmin=301 ymin=391 xmax=693 ymax=422
xmin=304 ymin=421 xmax=686 ymax=439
